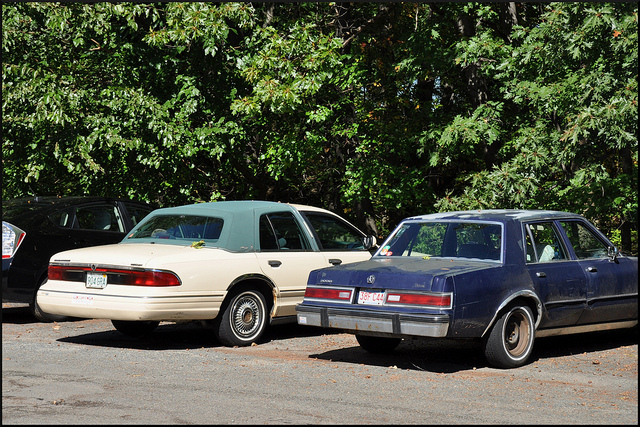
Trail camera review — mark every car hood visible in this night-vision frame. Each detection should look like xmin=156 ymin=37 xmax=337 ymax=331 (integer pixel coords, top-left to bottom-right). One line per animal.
xmin=310 ymin=256 xmax=500 ymax=293
xmin=49 ymin=242 xmax=232 ymax=269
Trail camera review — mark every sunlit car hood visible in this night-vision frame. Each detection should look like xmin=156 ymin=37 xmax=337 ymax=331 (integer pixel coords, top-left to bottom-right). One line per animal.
xmin=310 ymin=256 xmax=500 ymax=292
xmin=49 ymin=242 xmax=232 ymax=269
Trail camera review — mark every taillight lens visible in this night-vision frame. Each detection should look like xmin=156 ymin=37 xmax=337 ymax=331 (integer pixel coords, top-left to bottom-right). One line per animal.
xmin=48 ymin=265 xmax=181 ymax=287
xmin=304 ymin=286 xmax=353 ymax=302
xmin=2 ymin=221 xmax=26 ymax=259
xmin=386 ymin=292 xmax=452 ymax=308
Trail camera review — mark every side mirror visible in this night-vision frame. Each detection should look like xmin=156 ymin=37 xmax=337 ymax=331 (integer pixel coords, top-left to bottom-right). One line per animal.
xmin=607 ymin=246 xmax=619 ymax=262
xmin=363 ymin=235 xmax=377 ymax=251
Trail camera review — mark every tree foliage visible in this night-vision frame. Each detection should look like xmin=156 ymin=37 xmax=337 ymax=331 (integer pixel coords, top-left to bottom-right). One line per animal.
xmin=3 ymin=2 xmax=637 ymax=253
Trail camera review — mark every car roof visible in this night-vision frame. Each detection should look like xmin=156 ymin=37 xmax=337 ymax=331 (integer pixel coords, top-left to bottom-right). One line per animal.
xmin=152 ymin=200 xmax=334 ymax=215
xmin=403 ymin=209 xmax=585 ymax=223
xmin=2 ymin=196 xmax=155 ymax=225
xmin=3 ymin=196 xmax=152 ymax=209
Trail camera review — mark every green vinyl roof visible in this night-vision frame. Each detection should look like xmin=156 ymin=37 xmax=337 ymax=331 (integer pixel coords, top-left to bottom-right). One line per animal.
xmin=121 ymin=201 xmax=301 ymax=252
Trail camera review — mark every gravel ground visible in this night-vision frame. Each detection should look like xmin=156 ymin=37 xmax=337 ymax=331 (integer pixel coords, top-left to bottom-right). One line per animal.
xmin=2 ymin=302 xmax=637 ymax=424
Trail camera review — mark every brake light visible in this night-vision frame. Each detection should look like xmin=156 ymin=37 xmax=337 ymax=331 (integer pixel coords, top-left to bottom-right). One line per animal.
xmin=304 ymin=286 xmax=353 ymax=302
xmin=2 ymin=221 xmax=26 ymax=259
xmin=47 ymin=265 xmax=181 ymax=286
xmin=386 ymin=292 xmax=452 ymax=308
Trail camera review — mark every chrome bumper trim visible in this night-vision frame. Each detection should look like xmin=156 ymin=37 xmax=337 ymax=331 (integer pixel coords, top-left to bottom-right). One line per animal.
xmin=296 ymin=305 xmax=449 ymax=338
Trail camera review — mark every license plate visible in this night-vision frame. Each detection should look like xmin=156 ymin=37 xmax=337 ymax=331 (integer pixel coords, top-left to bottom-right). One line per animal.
xmin=85 ymin=272 xmax=107 ymax=289
xmin=357 ymin=290 xmax=385 ymax=305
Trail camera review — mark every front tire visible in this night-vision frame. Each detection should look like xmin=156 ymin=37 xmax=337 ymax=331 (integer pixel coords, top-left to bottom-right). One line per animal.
xmin=356 ymin=334 xmax=402 ymax=354
xmin=215 ymin=288 xmax=268 ymax=347
xmin=112 ymin=320 xmax=159 ymax=338
xmin=483 ymin=305 xmax=535 ymax=369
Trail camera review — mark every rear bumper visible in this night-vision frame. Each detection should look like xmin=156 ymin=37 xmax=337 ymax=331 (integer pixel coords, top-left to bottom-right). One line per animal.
xmin=296 ymin=304 xmax=450 ymax=338
xmin=36 ymin=288 xmax=223 ymax=321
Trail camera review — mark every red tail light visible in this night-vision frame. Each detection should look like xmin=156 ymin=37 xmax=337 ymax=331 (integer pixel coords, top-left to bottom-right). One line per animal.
xmin=304 ymin=286 xmax=353 ymax=302
xmin=386 ymin=292 xmax=452 ymax=308
xmin=48 ymin=265 xmax=181 ymax=287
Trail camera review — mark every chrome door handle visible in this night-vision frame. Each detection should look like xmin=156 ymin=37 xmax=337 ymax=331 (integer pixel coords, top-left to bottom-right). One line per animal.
xmin=587 ymin=266 xmax=597 ymax=272
xmin=536 ymin=272 xmax=546 ymax=278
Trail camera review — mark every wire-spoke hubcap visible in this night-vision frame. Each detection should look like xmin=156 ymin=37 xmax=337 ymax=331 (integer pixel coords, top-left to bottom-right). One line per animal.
xmin=232 ymin=295 xmax=262 ymax=338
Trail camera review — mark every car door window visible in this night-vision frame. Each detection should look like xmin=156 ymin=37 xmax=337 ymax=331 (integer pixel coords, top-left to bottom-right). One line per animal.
xmin=259 ymin=212 xmax=310 ymax=251
xmin=122 ymin=202 xmax=154 ymax=227
xmin=49 ymin=207 xmax=74 ymax=228
xmin=301 ymin=212 xmax=365 ymax=250
xmin=75 ymin=205 xmax=124 ymax=232
xmin=559 ymin=221 xmax=608 ymax=259
xmin=525 ymin=222 xmax=567 ymax=263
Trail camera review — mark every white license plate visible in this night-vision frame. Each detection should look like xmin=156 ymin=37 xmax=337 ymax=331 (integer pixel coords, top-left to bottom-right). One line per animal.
xmin=85 ymin=272 xmax=107 ymax=289
xmin=357 ymin=290 xmax=385 ymax=305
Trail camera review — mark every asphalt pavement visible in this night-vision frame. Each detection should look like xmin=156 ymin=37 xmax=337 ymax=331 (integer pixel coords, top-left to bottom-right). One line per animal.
xmin=2 ymin=302 xmax=638 ymax=424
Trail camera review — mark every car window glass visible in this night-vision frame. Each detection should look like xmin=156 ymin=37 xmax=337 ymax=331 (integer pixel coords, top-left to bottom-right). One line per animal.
xmin=453 ymin=222 xmax=502 ymax=260
xmin=123 ymin=202 xmax=154 ymax=227
xmin=75 ymin=205 xmax=124 ymax=232
xmin=525 ymin=222 xmax=567 ymax=263
xmin=381 ymin=221 xmax=501 ymax=261
xmin=128 ymin=215 xmax=224 ymax=241
xmin=49 ymin=207 xmax=74 ymax=228
xmin=559 ymin=221 xmax=608 ymax=259
xmin=302 ymin=212 xmax=365 ymax=250
xmin=259 ymin=215 xmax=279 ymax=250
xmin=261 ymin=212 xmax=310 ymax=251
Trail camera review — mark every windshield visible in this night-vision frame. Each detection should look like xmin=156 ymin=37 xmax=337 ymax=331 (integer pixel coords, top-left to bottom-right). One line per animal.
xmin=377 ymin=221 xmax=502 ymax=261
xmin=126 ymin=214 xmax=224 ymax=244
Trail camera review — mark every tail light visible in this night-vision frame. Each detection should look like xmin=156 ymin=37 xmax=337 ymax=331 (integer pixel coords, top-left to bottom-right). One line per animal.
xmin=2 ymin=221 xmax=26 ymax=259
xmin=48 ymin=265 xmax=181 ymax=287
xmin=304 ymin=286 xmax=354 ymax=303
xmin=386 ymin=292 xmax=452 ymax=309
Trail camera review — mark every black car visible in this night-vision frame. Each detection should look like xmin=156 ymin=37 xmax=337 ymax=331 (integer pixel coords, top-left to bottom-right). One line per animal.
xmin=2 ymin=196 xmax=156 ymax=321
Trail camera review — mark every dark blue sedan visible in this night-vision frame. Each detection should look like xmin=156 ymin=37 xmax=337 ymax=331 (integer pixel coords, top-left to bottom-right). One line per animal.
xmin=296 ymin=210 xmax=638 ymax=368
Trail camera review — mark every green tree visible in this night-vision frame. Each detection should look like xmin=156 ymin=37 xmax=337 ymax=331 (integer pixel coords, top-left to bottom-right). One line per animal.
xmin=3 ymin=2 xmax=637 ymax=253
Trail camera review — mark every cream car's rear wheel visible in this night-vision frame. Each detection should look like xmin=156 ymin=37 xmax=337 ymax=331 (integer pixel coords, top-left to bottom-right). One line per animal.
xmin=215 ymin=288 xmax=268 ymax=346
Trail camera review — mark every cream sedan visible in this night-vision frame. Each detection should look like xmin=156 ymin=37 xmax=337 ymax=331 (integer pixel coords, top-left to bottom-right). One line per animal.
xmin=37 ymin=201 xmax=376 ymax=346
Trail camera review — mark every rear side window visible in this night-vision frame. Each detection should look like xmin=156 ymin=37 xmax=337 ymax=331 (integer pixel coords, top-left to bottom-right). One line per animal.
xmin=524 ymin=222 xmax=567 ymax=263
xmin=123 ymin=202 xmax=154 ymax=227
xmin=259 ymin=212 xmax=310 ymax=251
xmin=75 ymin=205 xmax=124 ymax=232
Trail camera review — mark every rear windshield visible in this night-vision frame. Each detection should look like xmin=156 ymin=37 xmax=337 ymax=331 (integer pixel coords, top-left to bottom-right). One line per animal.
xmin=377 ymin=221 xmax=503 ymax=261
xmin=127 ymin=215 xmax=224 ymax=243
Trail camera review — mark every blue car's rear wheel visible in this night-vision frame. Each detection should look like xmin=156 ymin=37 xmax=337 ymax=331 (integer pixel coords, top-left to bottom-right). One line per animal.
xmin=215 ymin=288 xmax=268 ymax=347
xmin=483 ymin=305 xmax=534 ymax=369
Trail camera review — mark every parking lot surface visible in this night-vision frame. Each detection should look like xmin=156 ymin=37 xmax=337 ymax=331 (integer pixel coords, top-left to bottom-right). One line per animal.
xmin=2 ymin=303 xmax=638 ymax=424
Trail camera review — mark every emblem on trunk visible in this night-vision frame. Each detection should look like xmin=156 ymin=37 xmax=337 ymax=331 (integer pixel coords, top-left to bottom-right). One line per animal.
xmin=366 ymin=274 xmax=375 ymax=284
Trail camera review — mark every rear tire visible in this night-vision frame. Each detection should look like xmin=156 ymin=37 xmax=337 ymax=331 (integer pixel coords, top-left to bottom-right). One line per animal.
xmin=356 ymin=335 xmax=402 ymax=354
xmin=112 ymin=320 xmax=159 ymax=338
xmin=215 ymin=287 xmax=268 ymax=346
xmin=483 ymin=305 xmax=534 ymax=369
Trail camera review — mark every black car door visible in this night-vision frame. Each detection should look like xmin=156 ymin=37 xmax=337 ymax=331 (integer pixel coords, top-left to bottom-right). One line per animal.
xmin=58 ymin=202 xmax=128 ymax=249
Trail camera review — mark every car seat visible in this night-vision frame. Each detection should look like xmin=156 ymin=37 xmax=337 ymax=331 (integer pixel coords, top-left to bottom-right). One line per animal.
xmin=93 ymin=211 xmax=112 ymax=230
